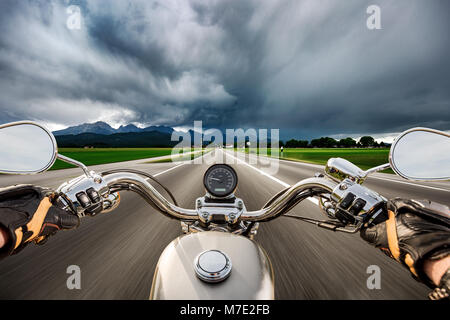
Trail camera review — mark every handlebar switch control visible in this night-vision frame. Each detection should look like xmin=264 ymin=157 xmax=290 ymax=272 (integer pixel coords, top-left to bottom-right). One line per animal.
xmin=340 ymin=192 xmax=356 ymax=209
xmin=85 ymin=203 xmax=103 ymax=216
xmin=86 ymin=188 xmax=101 ymax=203
xmin=350 ymin=198 xmax=367 ymax=215
xmin=76 ymin=192 xmax=92 ymax=208
xmin=331 ymin=178 xmax=387 ymax=226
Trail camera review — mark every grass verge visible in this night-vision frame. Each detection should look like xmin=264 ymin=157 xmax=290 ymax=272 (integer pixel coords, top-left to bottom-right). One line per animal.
xmin=243 ymin=148 xmax=394 ymax=174
xmin=51 ymin=148 xmax=178 ymax=170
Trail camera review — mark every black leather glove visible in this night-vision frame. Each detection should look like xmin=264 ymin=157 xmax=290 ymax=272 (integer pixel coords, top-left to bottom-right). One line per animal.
xmin=0 ymin=185 xmax=79 ymax=259
xmin=428 ymin=268 xmax=450 ymax=300
xmin=360 ymin=198 xmax=450 ymax=294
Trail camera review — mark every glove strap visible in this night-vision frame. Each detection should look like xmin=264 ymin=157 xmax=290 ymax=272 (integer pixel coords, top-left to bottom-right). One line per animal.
xmin=12 ymin=197 xmax=52 ymax=250
xmin=385 ymin=209 xmax=420 ymax=278
xmin=386 ymin=210 xmax=401 ymax=260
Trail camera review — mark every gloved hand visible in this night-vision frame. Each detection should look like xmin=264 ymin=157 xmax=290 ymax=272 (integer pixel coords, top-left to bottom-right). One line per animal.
xmin=0 ymin=185 xmax=79 ymax=259
xmin=360 ymin=198 xmax=450 ymax=299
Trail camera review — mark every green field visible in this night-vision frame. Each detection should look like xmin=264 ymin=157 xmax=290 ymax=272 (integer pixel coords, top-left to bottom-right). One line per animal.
xmin=51 ymin=148 xmax=176 ymax=170
xmin=51 ymin=147 xmax=392 ymax=174
xmin=246 ymin=148 xmax=393 ymax=173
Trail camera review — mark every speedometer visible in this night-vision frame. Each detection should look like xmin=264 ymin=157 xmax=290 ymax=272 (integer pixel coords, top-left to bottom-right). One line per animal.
xmin=203 ymin=164 xmax=238 ymax=198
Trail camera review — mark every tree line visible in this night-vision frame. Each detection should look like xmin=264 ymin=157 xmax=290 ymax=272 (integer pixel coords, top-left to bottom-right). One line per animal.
xmin=281 ymin=136 xmax=388 ymax=148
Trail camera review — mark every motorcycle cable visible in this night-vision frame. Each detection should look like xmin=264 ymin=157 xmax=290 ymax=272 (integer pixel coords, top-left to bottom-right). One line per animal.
xmin=101 ymin=169 xmax=178 ymax=206
xmin=242 ymin=188 xmax=324 ymax=236
xmin=261 ymin=185 xmax=355 ymax=231
xmin=263 ymin=187 xmax=291 ymax=208
xmin=240 ymin=188 xmax=289 ymax=237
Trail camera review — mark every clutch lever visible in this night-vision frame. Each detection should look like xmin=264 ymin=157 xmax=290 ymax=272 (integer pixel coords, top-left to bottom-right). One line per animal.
xmin=283 ymin=213 xmax=362 ymax=233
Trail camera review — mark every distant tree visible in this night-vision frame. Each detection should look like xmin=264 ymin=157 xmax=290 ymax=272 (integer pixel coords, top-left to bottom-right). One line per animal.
xmin=285 ymin=139 xmax=297 ymax=148
xmin=310 ymin=137 xmax=337 ymax=148
xmin=285 ymin=139 xmax=308 ymax=148
xmin=338 ymin=137 xmax=357 ymax=148
xmin=297 ymin=140 xmax=309 ymax=147
xmin=359 ymin=136 xmax=375 ymax=147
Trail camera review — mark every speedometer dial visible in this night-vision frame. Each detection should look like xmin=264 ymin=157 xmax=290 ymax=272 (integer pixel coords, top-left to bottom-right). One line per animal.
xmin=203 ymin=164 xmax=238 ymax=197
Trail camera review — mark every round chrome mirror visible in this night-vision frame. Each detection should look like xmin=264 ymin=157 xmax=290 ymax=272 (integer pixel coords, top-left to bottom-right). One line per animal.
xmin=389 ymin=128 xmax=450 ymax=181
xmin=0 ymin=121 xmax=58 ymax=174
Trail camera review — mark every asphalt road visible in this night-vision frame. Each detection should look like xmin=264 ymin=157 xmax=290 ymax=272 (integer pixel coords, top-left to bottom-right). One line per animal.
xmin=0 ymin=149 xmax=448 ymax=300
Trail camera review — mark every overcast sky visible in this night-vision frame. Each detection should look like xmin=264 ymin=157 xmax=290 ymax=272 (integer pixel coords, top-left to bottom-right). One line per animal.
xmin=0 ymin=0 xmax=449 ymax=140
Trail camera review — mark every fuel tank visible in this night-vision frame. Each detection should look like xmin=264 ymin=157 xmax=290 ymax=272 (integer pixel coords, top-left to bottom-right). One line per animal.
xmin=150 ymin=231 xmax=274 ymax=300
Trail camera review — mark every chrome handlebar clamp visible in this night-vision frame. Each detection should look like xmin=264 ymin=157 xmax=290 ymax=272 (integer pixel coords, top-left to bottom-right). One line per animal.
xmin=325 ymin=158 xmax=367 ymax=184
xmin=196 ymin=195 xmax=246 ymax=225
xmin=325 ymin=157 xmax=391 ymax=185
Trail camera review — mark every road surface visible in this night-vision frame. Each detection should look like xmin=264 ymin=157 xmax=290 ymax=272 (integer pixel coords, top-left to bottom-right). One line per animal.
xmin=0 ymin=149 xmax=448 ymax=299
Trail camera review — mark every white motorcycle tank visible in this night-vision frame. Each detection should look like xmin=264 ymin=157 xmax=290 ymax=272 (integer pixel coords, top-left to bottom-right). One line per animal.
xmin=149 ymin=231 xmax=274 ymax=299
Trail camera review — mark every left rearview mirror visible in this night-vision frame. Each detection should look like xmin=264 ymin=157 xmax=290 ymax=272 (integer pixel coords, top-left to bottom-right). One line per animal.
xmin=0 ymin=121 xmax=58 ymax=174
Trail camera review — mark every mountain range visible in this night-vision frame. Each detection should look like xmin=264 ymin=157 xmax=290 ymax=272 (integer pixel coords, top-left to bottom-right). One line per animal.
xmin=52 ymin=121 xmax=182 ymax=148
xmin=52 ymin=121 xmax=268 ymax=148
xmin=53 ymin=121 xmax=175 ymax=136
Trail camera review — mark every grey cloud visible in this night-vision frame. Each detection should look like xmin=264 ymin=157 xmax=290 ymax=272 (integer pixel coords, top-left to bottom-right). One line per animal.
xmin=0 ymin=0 xmax=449 ymax=139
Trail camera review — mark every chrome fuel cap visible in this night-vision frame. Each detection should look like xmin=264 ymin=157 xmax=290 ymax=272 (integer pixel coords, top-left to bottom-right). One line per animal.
xmin=194 ymin=250 xmax=232 ymax=283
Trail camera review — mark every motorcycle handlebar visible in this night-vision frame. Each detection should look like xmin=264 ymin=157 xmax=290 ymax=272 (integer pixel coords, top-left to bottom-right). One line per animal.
xmin=240 ymin=177 xmax=337 ymax=221
xmin=102 ymin=172 xmax=198 ymax=220
xmin=101 ymin=171 xmax=338 ymax=222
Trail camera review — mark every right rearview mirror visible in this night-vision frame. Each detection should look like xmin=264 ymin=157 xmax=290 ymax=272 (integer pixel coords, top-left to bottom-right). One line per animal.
xmin=389 ymin=128 xmax=450 ymax=181
xmin=0 ymin=121 xmax=58 ymax=174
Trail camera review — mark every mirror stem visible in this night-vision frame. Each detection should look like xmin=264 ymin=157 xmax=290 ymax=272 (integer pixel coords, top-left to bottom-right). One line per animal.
xmin=364 ymin=163 xmax=390 ymax=176
xmin=57 ymin=154 xmax=92 ymax=177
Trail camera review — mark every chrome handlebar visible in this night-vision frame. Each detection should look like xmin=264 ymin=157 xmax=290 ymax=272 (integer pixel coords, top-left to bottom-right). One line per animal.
xmin=56 ymin=157 xmax=387 ymax=229
xmin=58 ymin=168 xmax=386 ymax=230
xmin=100 ymin=171 xmax=338 ymax=222
xmin=240 ymin=177 xmax=337 ymax=221
xmin=102 ymin=172 xmax=198 ymax=220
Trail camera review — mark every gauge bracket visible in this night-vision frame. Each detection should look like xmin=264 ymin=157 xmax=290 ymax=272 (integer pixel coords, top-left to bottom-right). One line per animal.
xmin=196 ymin=195 xmax=245 ymax=225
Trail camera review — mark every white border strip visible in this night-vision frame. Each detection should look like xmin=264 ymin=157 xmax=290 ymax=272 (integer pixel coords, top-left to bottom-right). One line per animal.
xmin=153 ymin=162 xmax=186 ymax=177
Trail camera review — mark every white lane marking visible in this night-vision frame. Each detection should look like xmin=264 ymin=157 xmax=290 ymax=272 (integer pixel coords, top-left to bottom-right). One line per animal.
xmin=148 ymin=149 xmax=213 ymax=177
xmin=367 ymin=176 xmax=450 ymax=193
xmin=153 ymin=162 xmax=186 ymax=177
xmin=241 ymin=150 xmax=450 ymax=192
xmin=246 ymin=152 xmax=323 ymax=168
xmin=182 ymin=149 xmax=213 ymax=164
xmin=224 ymin=150 xmax=319 ymax=205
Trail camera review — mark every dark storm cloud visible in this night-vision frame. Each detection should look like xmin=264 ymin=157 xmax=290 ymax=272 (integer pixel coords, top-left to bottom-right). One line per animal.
xmin=0 ymin=0 xmax=449 ymax=138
